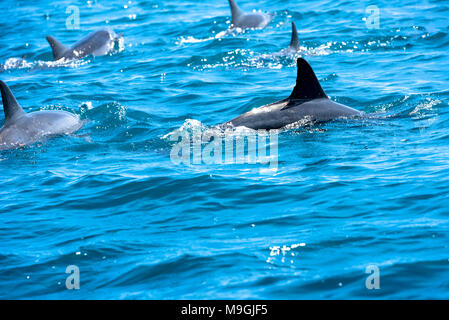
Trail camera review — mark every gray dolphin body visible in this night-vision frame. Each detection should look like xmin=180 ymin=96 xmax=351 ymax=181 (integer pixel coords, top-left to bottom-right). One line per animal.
xmin=228 ymin=0 xmax=271 ymax=29
xmin=223 ymin=58 xmax=361 ymax=130
xmin=46 ymin=28 xmax=121 ymax=61
xmin=0 ymin=81 xmax=82 ymax=150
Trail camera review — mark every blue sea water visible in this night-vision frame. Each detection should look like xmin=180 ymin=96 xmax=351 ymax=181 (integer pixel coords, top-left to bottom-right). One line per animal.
xmin=1 ymin=0 xmax=449 ymax=299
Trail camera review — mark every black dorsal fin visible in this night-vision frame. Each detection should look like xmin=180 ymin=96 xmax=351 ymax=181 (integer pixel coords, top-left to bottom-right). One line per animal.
xmin=228 ymin=0 xmax=243 ymax=26
xmin=46 ymin=36 xmax=68 ymax=61
xmin=0 ymin=80 xmax=26 ymax=125
xmin=289 ymin=22 xmax=300 ymax=51
xmin=289 ymin=58 xmax=327 ymax=100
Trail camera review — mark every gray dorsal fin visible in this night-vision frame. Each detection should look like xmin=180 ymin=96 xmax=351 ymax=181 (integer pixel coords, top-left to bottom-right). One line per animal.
xmin=46 ymin=36 xmax=68 ymax=61
xmin=289 ymin=22 xmax=300 ymax=51
xmin=289 ymin=58 xmax=327 ymax=100
xmin=228 ymin=0 xmax=243 ymax=26
xmin=0 ymin=80 xmax=26 ymax=125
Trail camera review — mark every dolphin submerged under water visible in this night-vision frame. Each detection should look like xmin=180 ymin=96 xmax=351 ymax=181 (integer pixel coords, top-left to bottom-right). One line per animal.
xmin=222 ymin=58 xmax=362 ymax=130
xmin=0 ymin=81 xmax=83 ymax=150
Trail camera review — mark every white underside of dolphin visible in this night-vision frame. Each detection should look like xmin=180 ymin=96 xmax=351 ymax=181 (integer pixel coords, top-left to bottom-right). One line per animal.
xmin=228 ymin=0 xmax=272 ymax=30
xmin=0 ymin=81 xmax=82 ymax=150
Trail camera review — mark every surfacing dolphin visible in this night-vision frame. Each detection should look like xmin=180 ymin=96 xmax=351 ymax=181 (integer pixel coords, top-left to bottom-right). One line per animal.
xmin=288 ymin=22 xmax=300 ymax=52
xmin=0 ymin=81 xmax=82 ymax=150
xmin=46 ymin=28 xmax=122 ymax=61
xmin=268 ymin=22 xmax=300 ymax=56
xmin=228 ymin=0 xmax=271 ymax=30
xmin=222 ymin=58 xmax=361 ymax=130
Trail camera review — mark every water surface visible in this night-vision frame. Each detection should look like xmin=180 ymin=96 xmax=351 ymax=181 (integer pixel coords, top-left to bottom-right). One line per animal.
xmin=1 ymin=0 xmax=449 ymax=299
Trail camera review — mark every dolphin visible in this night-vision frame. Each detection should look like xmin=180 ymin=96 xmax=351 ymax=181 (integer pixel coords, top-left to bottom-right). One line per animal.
xmin=46 ymin=28 xmax=122 ymax=61
xmin=267 ymin=22 xmax=300 ymax=57
xmin=222 ymin=58 xmax=361 ymax=130
xmin=228 ymin=0 xmax=271 ymax=30
xmin=0 ymin=81 xmax=82 ymax=150
xmin=288 ymin=22 xmax=300 ymax=52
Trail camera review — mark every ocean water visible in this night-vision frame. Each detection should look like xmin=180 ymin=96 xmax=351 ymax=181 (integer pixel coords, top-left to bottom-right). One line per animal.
xmin=1 ymin=0 xmax=449 ymax=299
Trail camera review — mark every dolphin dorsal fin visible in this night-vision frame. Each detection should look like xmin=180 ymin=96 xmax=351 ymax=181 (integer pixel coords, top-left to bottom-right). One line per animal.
xmin=228 ymin=0 xmax=243 ymax=26
xmin=289 ymin=58 xmax=327 ymax=100
xmin=0 ymin=81 xmax=26 ymax=125
xmin=289 ymin=22 xmax=300 ymax=51
xmin=46 ymin=36 xmax=68 ymax=61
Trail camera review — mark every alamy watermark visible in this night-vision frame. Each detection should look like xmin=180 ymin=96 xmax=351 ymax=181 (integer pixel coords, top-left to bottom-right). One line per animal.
xmin=365 ymin=264 xmax=380 ymax=290
xmin=65 ymin=265 xmax=80 ymax=290
xmin=66 ymin=5 xmax=80 ymax=30
xmin=365 ymin=5 xmax=380 ymax=30
xmin=169 ymin=129 xmax=279 ymax=171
